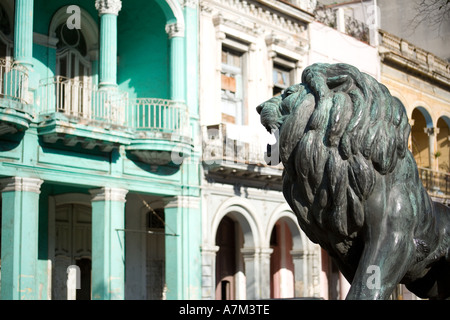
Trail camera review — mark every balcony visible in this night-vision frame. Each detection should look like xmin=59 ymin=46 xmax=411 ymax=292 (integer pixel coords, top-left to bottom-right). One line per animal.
xmin=418 ymin=167 xmax=450 ymax=204
xmin=378 ymin=30 xmax=450 ymax=89
xmin=314 ymin=4 xmax=371 ymax=44
xmin=125 ymin=98 xmax=192 ymax=165
xmin=38 ymin=76 xmax=133 ymax=152
xmin=0 ymin=58 xmax=33 ymax=135
xmin=202 ymin=123 xmax=283 ymax=187
xmin=37 ymin=77 xmax=192 ymax=165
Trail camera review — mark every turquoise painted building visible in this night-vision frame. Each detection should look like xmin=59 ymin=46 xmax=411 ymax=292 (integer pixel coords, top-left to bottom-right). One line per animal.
xmin=0 ymin=0 xmax=201 ymax=299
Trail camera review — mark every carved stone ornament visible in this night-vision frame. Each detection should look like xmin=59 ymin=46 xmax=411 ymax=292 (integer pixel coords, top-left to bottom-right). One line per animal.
xmin=165 ymin=22 xmax=185 ymax=38
xmin=95 ymin=0 xmax=122 ymax=16
xmin=257 ymin=63 xmax=450 ymax=300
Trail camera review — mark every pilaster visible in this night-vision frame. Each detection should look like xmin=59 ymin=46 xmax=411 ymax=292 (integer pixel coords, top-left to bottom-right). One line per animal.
xmin=259 ymin=248 xmax=273 ymax=299
xmin=90 ymin=187 xmax=128 ymax=300
xmin=164 ymin=195 xmax=201 ymax=299
xmin=290 ymin=249 xmax=306 ymax=297
xmin=0 ymin=177 xmax=43 ymax=300
xmin=241 ymin=247 xmax=261 ymax=299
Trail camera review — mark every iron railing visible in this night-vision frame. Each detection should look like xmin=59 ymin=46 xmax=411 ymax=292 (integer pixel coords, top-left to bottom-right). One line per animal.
xmin=418 ymin=167 xmax=450 ymax=199
xmin=39 ymin=76 xmax=128 ymax=126
xmin=0 ymin=58 xmax=29 ymax=104
xmin=127 ymin=98 xmax=189 ymax=135
xmin=202 ymin=123 xmax=283 ymax=168
xmin=38 ymin=77 xmax=189 ymax=137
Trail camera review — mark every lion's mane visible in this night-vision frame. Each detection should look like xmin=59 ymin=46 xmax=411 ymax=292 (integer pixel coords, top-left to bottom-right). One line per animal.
xmin=262 ymin=63 xmax=411 ymax=242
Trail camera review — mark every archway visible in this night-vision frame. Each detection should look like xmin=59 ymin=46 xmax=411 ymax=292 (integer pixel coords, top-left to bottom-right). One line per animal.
xmin=212 ymin=200 xmax=260 ymax=300
xmin=266 ymin=208 xmax=308 ymax=298
xmin=48 ymin=6 xmax=99 ymax=117
xmin=436 ymin=116 xmax=450 ymax=172
xmin=215 ymin=215 xmax=243 ymax=300
xmin=269 ymin=219 xmax=295 ymax=298
xmin=411 ymin=106 xmax=434 ymax=168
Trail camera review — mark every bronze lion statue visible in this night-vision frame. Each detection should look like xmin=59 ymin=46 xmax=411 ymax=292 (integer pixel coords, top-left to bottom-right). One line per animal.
xmin=257 ymin=63 xmax=450 ymax=299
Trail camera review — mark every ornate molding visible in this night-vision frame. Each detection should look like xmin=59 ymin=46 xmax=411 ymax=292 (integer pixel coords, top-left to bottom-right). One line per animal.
xmin=95 ymin=0 xmax=122 ymax=16
xmin=0 ymin=177 xmax=43 ymax=193
xmin=164 ymin=196 xmax=200 ymax=209
xmin=90 ymin=187 xmax=128 ymax=202
xmin=182 ymin=0 xmax=199 ymax=8
xmin=165 ymin=22 xmax=185 ymax=38
xmin=205 ymin=0 xmax=309 ymax=35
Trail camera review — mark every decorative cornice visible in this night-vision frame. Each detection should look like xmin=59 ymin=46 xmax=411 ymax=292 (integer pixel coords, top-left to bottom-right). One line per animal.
xmin=203 ymin=0 xmax=309 ymax=35
xmin=90 ymin=187 xmax=128 ymax=202
xmin=95 ymin=0 xmax=122 ymax=16
xmin=379 ymin=29 xmax=450 ymax=89
xmin=0 ymin=177 xmax=43 ymax=193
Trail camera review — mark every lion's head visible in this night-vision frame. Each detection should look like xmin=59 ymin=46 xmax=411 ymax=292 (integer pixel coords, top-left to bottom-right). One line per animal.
xmin=257 ymin=63 xmax=411 ymax=240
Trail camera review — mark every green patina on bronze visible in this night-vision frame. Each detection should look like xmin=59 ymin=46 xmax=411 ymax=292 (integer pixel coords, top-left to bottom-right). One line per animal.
xmin=257 ymin=63 xmax=450 ymax=300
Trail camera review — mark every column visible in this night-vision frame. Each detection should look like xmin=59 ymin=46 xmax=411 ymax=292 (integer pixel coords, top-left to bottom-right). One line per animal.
xmin=95 ymin=0 xmax=122 ymax=88
xmin=426 ymin=127 xmax=436 ymax=170
xmin=166 ymin=22 xmax=186 ymax=101
xmin=259 ymin=248 xmax=273 ymax=299
xmin=241 ymin=248 xmax=260 ymax=299
xmin=90 ymin=187 xmax=128 ymax=300
xmin=290 ymin=249 xmax=306 ymax=297
xmin=200 ymin=245 xmax=219 ymax=300
xmin=13 ymin=0 xmax=34 ymax=68
xmin=0 ymin=177 xmax=43 ymax=300
xmin=164 ymin=196 xmax=201 ymax=299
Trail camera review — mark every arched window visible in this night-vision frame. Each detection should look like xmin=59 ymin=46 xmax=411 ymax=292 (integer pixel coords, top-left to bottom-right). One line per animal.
xmin=53 ymin=22 xmax=92 ymax=117
xmin=47 ymin=6 xmax=98 ymax=117
xmin=55 ymin=22 xmax=91 ymax=82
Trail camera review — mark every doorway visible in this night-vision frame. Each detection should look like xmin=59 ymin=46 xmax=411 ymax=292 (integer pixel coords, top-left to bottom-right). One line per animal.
xmin=53 ymin=203 xmax=92 ymax=300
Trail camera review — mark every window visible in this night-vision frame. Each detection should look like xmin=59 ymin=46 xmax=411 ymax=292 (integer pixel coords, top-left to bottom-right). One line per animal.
xmin=273 ymin=64 xmax=292 ymax=96
xmin=55 ymin=22 xmax=92 ymax=116
xmin=221 ymin=47 xmax=244 ymax=125
xmin=0 ymin=3 xmax=12 ymax=60
xmin=148 ymin=208 xmax=165 ymax=230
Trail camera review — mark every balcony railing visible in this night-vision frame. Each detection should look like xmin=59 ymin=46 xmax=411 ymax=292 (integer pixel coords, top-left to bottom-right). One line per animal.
xmin=127 ymin=98 xmax=189 ymax=136
xmin=0 ymin=58 xmax=29 ymax=104
xmin=38 ymin=76 xmax=190 ymax=139
xmin=418 ymin=167 xmax=450 ymax=200
xmin=379 ymin=30 xmax=450 ymax=83
xmin=314 ymin=4 xmax=370 ymax=44
xmin=39 ymin=76 xmax=128 ymax=126
xmin=202 ymin=123 xmax=282 ymax=168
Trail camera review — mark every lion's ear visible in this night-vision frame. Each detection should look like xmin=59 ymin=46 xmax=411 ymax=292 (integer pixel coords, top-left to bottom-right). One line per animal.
xmin=327 ymin=74 xmax=354 ymax=93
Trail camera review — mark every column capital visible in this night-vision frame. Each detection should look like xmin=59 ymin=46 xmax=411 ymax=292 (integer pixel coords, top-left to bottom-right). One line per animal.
xmin=165 ymin=22 xmax=185 ymax=39
xmin=164 ymin=195 xmax=199 ymax=209
xmin=90 ymin=187 xmax=128 ymax=202
xmin=290 ymin=249 xmax=305 ymax=259
xmin=0 ymin=177 xmax=43 ymax=193
xmin=95 ymin=0 xmax=122 ymax=16
xmin=241 ymin=247 xmax=258 ymax=259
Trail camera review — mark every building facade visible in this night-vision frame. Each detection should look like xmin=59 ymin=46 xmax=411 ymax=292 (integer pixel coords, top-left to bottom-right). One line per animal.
xmin=1 ymin=0 xmax=448 ymax=301
xmin=0 ymin=0 xmax=201 ymax=300
xmin=198 ymin=0 xmax=325 ymax=300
